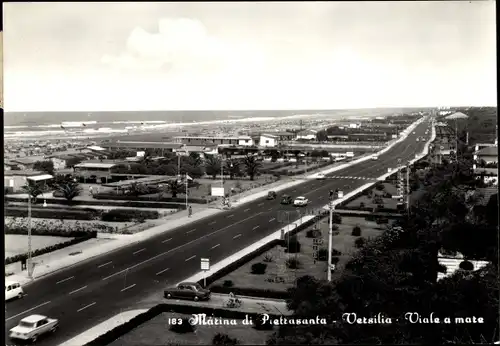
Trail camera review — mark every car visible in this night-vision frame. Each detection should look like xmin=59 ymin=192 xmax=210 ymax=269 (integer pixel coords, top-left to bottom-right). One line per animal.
xmin=293 ymin=196 xmax=309 ymax=206
xmin=413 ymin=132 xmax=416 ymax=134
xmin=9 ymin=314 xmax=58 ymax=343
xmin=164 ymin=282 xmax=211 ymax=301
xmin=371 ymin=156 xmax=378 ymax=160
xmin=416 ymin=138 xmax=419 ymax=142
xmin=280 ymin=195 xmax=293 ymax=204
xmin=315 ymin=173 xmax=326 ymax=180
xmin=5 ymin=280 xmax=24 ymax=301
xmin=267 ymin=191 xmax=277 ymax=200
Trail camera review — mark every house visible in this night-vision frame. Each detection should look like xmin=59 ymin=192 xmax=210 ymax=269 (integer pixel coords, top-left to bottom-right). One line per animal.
xmin=296 ymin=129 xmax=318 ymax=141
xmin=8 ymin=157 xmax=39 ymax=170
xmin=259 ymin=134 xmax=279 ymax=147
xmin=100 ymin=141 xmax=184 ymax=155
xmin=172 ymin=135 xmax=253 ymax=146
xmin=73 ymin=161 xmax=121 ymax=184
xmin=4 ymin=170 xmax=53 ymax=193
xmin=473 ymin=146 xmax=498 ymax=165
xmin=272 ymin=132 xmax=296 ymax=142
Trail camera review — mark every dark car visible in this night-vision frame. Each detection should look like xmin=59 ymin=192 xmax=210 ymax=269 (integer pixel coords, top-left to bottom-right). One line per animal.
xmin=267 ymin=191 xmax=277 ymax=200
xmin=280 ymin=195 xmax=293 ymax=204
xmin=164 ymin=282 xmax=211 ymax=301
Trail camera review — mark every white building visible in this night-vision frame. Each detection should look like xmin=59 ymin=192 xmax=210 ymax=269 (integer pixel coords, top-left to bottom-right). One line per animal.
xmin=237 ymin=136 xmax=254 ymax=146
xmin=259 ymin=134 xmax=278 ymax=147
xmin=296 ymin=129 xmax=317 ymax=140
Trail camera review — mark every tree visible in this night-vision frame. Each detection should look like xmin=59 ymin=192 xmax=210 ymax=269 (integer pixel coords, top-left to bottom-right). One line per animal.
xmin=293 ymin=150 xmax=301 ymax=168
xmin=168 ymin=179 xmax=182 ymax=198
xmin=243 ymin=155 xmax=262 ymax=181
xmin=183 ymin=164 xmax=204 ymax=179
xmin=188 ymin=152 xmax=203 ymax=167
xmin=54 ymin=181 xmax=82 ymax=202
xmin=33 ymin=160 xmax=54 ymax=175
xmin=225 ymin=160 xmax=242 ymax=180
xmin=21 ymin=183 xmax=43 ymax=203
xmin=205 ymin=155 xmax=221 ymax=180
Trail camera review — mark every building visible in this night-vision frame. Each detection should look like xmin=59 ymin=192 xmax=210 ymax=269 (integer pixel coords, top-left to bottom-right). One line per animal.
xmin=100 ymin=141 xmax=184 ymax=154
xmin=259 ymin=134 xmax=279 ymax=147
xmin=73 ymin=161 xmax=121 ymax=184
xmin=173 ymin=135 xmax=254 ymax=146
xmin=4 ymin=170 xmax=53 ymax=193
xmin=473 ymin=146 xmax=498 ymax=165
xmin=348 ymin=133 xmax=388 ymax=142
xmin=8 ymin=157 xmax=39 ymax=170
xmin=296 ymin=129 xmax=317 ymax=141
xmin=271 ymin=132 xmax=296 ymax=141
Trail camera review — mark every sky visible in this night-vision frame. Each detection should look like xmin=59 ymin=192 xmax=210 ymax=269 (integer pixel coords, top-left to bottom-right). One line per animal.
xmin=3 ymin=1 xmax=497 ymax=112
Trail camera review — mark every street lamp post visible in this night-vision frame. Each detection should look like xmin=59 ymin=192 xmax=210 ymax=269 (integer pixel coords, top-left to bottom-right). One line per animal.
xmin=327 ymin=190 xmax=335 ymax=282
xmin=27 ymin=193 xmax=33 ymax=279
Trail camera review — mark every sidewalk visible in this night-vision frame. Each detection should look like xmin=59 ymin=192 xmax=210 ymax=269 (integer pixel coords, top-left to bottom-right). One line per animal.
xmin=58 ymin=293 xmax=290 ymax=346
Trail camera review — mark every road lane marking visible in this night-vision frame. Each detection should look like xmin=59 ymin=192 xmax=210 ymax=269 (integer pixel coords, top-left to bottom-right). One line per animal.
xmin=244 ymin=208 xmax=250 ymax=212
xmin=227 ymin=214 xmax=234 ymax=218
xmin=120 ymin=284 xmax=136 ymax=292
xmin=56 ymin=276 xmax=74 ymax=284
xmin=5 ymin=301 xmax=51 ymax=322
xmin=209 ymin=221 xmax=216 ymax=225
xmin=185 ymin=255 xmax=196 ymax=262
xmin=210 ymin=244 xmax=220 ymax=250
xmin=252 ymin=226 xmax=260 ymax=230
xmin=133 ymin=248 xmax=146 ymax=255
xmin=101 ymin=212 xmax=263 ymax=282
xmin=257 ymin=203 xmax=264 ymax=206
xmin=269 ymin=218 xmax=276 ymax=222
xmin=77 ymin=302 xmax=96 ymax=312
xmin=156 ymin=268 xmax=170 ymax=276
xmin=98 ymin=261 xmax=112 ymax=268
xmin=233 ymin=234 xmax=242 ymax=239
xmin=161 ymin=238 xmax=172 ymax=243
xmin=69 ymin=286 xmax=87 ymax=295
xmin=186 ymin=229 xmax=196 ymax=234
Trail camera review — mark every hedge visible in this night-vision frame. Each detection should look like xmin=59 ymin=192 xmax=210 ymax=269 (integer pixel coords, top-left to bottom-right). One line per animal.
xmin=272 ymin=161 xmax=334 ymax=176
xmin=5 ymin=231 xmax=97 ymax=265
xmin=5 ymin=196 xmax=186 ymax=210
xmin=84 ymin=304 xmax=281 ymax=346
xmin=101 ymin=209 xmax=159 ymax=222
xmin=209 ymin=285 xmax=289 ymax=300
xmin=5 ymin=207 xmax=99 ymax=221
xmin=5 ymin=226 xmax=98 ymax=238
xmin=93 ymin=194 xmax=212 ymax=204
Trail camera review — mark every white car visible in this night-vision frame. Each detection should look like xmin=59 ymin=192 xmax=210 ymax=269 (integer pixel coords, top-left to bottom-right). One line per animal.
xmin=293 ymin=196 xmax=309 ymax=206
xmin=9 ymin=314 xmax=59 ymax=343
xmin=371 ymin=156 xmax=378 ymax=160
xmin=5 ymin=280 xmax=24 ymax=301
xmin=315 ymin=173 xmax=326 ymax=180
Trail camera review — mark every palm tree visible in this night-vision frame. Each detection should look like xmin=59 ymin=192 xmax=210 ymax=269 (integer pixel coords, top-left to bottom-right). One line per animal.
xmin=243 ymin=155 xmax=262 ymax=181
xmin=168 ymin=179 xmax=182 ymax=198
xmin=293 ymin=150 xmax=301 ymax=168
xmin=204 ymin=155 xmax=221 ymax=180
xmin=128 ymin=182 xmax=148 ymax=197
xmin=188 ymin=152 xmax=203 ymax=168
xmin=54 ymin=181 xmax=82 ymax=202
xmin=225 ymin=160 xmax=242 ymax=180
xmin=21 ymin=184 xmax=43 ymax=203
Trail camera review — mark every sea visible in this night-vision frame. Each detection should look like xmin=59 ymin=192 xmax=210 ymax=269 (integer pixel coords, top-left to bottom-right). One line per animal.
xmin=3 ymin=108 xmax=412 ymax=140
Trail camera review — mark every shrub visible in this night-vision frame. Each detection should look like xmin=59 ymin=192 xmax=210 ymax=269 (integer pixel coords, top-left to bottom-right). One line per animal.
xmin=5 ymin=207 xmax=98 ymax=221
xmin=169 ymin=318 xmax=195 ymax=334
xmin=285 ymin=239 xmax=301 ymax=253
xmin=331 ymin=213 xmax=342 ymax=224
xmin=352 ymin=225 xmax=362 ymax=236
xmin=306 ymin=229 xmax=321 ymax=238
xmin=459 ymin=261 xmax=474 ymax=271
xmin=375 ymin=183 xmax=385 ymax=191
xmin=101 ymin=208 xmax=159 ymax=222
xmin=317 ymin=248 xmax=328 ymax=261
xmin=331 ymin=224 xmax=339 ymax=231
xmin=354 ymin=237 xmax=366 ymax=248
xmin=263 ymin=253 xmax=274 ymax=262
xmin=251 ymin=262 xmax=267 ymax=275
xmin=331 ymin=256 xmax=340 ymax=264
xmin=359 ymin=202 xmax=365 ymax=209
xmin=331 ymin=248 xmax=342 ymax=256
xmin=285 ymin=257 xmax=300 ymax=269
xmin=223 ymin=280 xmax=234 ymax=288
xmin=213 ymin=333 xmax=239 ymax=345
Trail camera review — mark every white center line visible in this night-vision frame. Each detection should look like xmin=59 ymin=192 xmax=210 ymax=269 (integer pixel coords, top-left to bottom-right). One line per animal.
xmin=258 ymin=203 xmax=264 ymax=206
xmin=210 ymin=244 xmax=220 ymax=250
xmin=209 ymin=221 xmax=216 ymax=225
xmin=133 ymin=248 xmax=146 ymax=255
xmin=161 ymin=238 xmax=172 ymax=243
xmin=120 ymin=284 xmax=136 ymax=292
xmin=186 ymin=229 xmax=196 ymax=234
xmin=269 ymin=218 xmax=276 ymax=222
xmin=5 ymin=301 xmax=51 ymax=322
xmin=56 ymin=276 xmax=74 ymax=284
xmin=244 ymin=208 xmax=250 ymax=212
xmin=77 ymin=302 xmax=96 ymax=313
xmin=233 ymin=234 xmax=242 ymax=239
xmin=252 ymin=226 xmax=260 ymax=230
xmin=69 ymin=286 xmax=87 ymax=295
xmin=156 ymin=268 xmax=170 ymax=276
xmin=98 ymin=261 xmax=112 ymax=268
xmin=101 ymin=212 xmax=263 ymax=282
xmin=227 ymin=214 xmax=234 ymax=218
xmin=185 ymin=255 xmax=196 ymax=262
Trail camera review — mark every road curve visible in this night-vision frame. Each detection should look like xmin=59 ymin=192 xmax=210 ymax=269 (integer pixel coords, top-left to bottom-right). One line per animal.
xmin=4 ymin=120 xmax=432 ymax=346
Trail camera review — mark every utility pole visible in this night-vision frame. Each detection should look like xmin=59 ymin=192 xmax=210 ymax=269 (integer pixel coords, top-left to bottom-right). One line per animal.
xmin=185 ymin=173 xmax=188 ymax=210
xmin=27 ymin=193 xmax=32 ymax=280
xmin=327 ymin=190 xmax=334 ymax=282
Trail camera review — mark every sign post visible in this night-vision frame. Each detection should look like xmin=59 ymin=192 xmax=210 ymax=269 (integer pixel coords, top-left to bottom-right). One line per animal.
xmin=200 ymin=258 xmax=210 ymax=288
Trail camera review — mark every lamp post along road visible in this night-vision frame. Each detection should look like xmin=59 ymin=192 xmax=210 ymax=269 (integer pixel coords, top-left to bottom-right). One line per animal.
xmin=27 ymin=193 xmax=33 ymax=279
xmin=327 ymin=190 xmax=334 ymax=282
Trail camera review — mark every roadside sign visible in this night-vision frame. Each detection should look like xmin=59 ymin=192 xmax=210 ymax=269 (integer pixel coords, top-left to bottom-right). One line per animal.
xmin=200 ymin=258 xmax=210 ymax=271
xmin=211 ymin=187 xmax=225 ymax=197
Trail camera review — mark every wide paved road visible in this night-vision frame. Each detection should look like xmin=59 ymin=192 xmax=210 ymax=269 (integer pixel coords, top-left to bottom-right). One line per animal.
xmin=5 ymin=119 xmax=432 ymax=346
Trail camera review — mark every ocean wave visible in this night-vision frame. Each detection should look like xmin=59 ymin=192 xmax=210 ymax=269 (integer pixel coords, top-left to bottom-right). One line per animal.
xmin=110 ymin=121 xmax=167 ymax=124
xmin=61 ymin=121 xmax=98 ymax=127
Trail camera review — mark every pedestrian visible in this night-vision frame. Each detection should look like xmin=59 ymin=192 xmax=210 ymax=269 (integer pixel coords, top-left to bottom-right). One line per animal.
xmin=89 ymin=186 xmax=93 ymax=195
xmin=188 ymin=205 xmax=192 ymax=217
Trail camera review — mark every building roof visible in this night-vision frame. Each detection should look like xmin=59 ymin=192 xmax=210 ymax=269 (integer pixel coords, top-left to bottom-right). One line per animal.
xmin=74 ymin=162 xmax=118 ymax=169
xmin=260 ymin=133 xmax=279 ymax=138
xmin=101 ymin=141 xmax=183 ymax=150
xmin=173 ymin=135 xmax=251 ymax=140
xmin=21 ymin=315 xmax=47 ymax=323
xmin=87 ymin=145 xmax=106 ymax=151
xmin=27 ymin=174 xmax=54 ymax=181
xmin=4 ymin=170 xmax=45 ymax=177
xmin=10 ymin=157 xmax=38 ymax=165
xmin=475 ymin=146 xmax=498 ymax=156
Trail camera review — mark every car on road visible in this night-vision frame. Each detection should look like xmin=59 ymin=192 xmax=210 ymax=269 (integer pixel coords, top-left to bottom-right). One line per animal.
xmin=315 ymin=173 xmax=326 ymax=180
xmin=5 ymin=280 xmax=24 ymax=301
xmin=293 ymin=196 xmax=309 ymax=207
xmin=280 ymin=195 xmax=293 ymax=205
xmin=9 ymin=314 xmax=59 ymax=343
xmin=164 ymin=282 xmax=211 ymax=301
xmin=267 ymin=191 xmax=277 ymax=200
xmin=371 ymin=156 xmax=378 ymax=160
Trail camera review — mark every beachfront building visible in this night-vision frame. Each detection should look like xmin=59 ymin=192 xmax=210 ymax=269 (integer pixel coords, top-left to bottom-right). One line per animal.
xmin=296 ymin=129 xmax=318 ymax=141
xmin=172 ymin=135 xmax=254 ymax=146
xmin=100 ymin=141 xmax=184 ymax=155
xmin=4 ymin=170 xmax=54 ymax=193
xmin=259 ymin=134 xmax=279 ymax=147
xmin=73 ymin=161 xmax=120 ymax=184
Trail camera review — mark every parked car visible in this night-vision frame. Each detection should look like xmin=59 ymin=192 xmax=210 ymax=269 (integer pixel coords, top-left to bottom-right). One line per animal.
xmin=267 ymin=191 xmax=277 ymax=200
xmin=5 ymin=280 xmax=24 ymax=301
xmin=9 ymin=314 xmax=58 ymax=343
xmin=293 ymin=196 xmax=309 ymax=207
xmin=164 ymin=282 xmax=211 ymax=301
xmin=315 ymin=173 xmax=326 ymax=180
xmin=371 ymin=156 xmax=378 ymax=160
xmin=280 ymin=195 xmax=293 ymax=205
